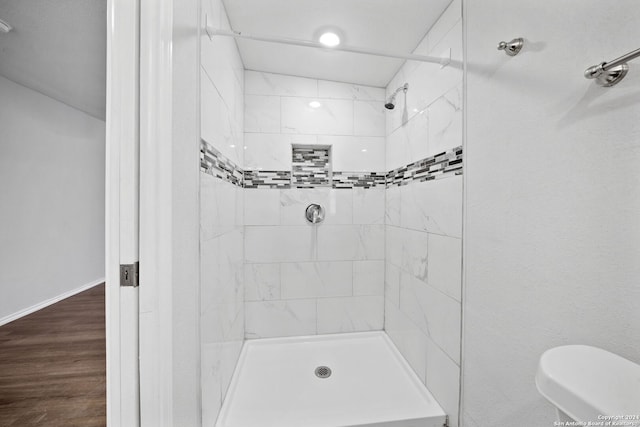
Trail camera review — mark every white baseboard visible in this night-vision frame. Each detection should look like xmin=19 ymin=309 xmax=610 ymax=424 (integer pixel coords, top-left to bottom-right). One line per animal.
xmin=0 ymin=278 xmax=106 ymax=326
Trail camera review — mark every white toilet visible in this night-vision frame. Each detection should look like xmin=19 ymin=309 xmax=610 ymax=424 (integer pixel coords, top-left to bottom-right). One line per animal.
xmin=536 ymin=345 xmax=640 ymax=426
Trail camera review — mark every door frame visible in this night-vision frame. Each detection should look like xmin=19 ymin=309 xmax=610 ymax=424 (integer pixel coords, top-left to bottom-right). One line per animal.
xmin=106 ymin=0 xmax=202 ymax=425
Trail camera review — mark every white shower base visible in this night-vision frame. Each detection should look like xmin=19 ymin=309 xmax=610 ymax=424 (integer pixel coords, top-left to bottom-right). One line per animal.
xmin=215 ymin=331 xmax=447 ymax=427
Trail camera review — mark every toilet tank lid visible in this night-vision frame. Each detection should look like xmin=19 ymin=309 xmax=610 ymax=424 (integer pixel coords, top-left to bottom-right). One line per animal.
xmin=535 ymin=345 xmax=640 ymax=422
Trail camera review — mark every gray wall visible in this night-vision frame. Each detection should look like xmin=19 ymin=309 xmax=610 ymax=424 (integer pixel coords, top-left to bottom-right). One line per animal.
xmin=0 ymin=76 xmax=105 ymax=323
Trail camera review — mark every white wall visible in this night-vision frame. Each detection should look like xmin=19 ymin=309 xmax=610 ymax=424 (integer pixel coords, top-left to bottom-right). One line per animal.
xmin=0 ymin=75 xmax=105 ymax=323
xmin=463 ymin=1 xmax=640 ymax=426
xmin=384 ymin=1 xmax=463 ymax=425
xmin=200 ymin=0 xmax=245 ymax=424
xmin=243 ymin=71 xmax=387 ymax=339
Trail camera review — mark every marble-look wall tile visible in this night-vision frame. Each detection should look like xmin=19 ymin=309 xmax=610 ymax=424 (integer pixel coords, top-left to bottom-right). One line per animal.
xmin=281 ymin=97 xmax=353 ymax=135
xmin=411 ymin=21 xmax=462 ymax=116
xmin=244 ymin=72 xmax=386 ymax=175
xmin=200 ymin=231 xmax=244 ymax=330
xmin=201 ymin=74 xmax=222 ymax=148
xmin=353 ymin=260 xmax=384 ymax=296
xmin=317 ymin=296 xmax=384 ymax=334
xmin=401 ymin=230 xmax=429 ymax=281
xmin=318 ymin=80 xmax=385 ymax=101
xmin=354 ymin=101 xmax=386 ymax=137
xmin=219 ymin=331 xmax=244 ymax=396
xmin=280 ymin=188 xmax=353 ymax=226
xmin=385 ymin=225 xmax=407 ymax=268
xmin=385 ymin=261 xmax=402 ymax=308
xmin=201 ymin=292 xmax=238 ymax=348
xmin=201 ymin=6 xmax=243 ymax=119
xmin=201 ymin=73 xmax=244 ymax=165
xmin=399 ymin=272 xmax=461 ymax=364
xmin=243 ymin=133 xmax=297 ymax=171
xmin=244 ymin=263 xmax=281 ymax=301
xmin=382 ymin=2 xmax=463 ymax=424
xmin=427 ymin=234 xmax=462 ymax=302
xmin=427 ymin=85 xmax=463 ymax=157
xmin=200 ymin=2 xmax=246 ymax=425
xmin=385 ymin=301 xmax=429 ymax=383
xmin=201 ymin=342 xmax=224 ymax=424
xmin=385 ymin=185 xmax=401 ymax=226
xmin=386 ymin=19 xmax=462 ymax=136
xmin=245 ymin=225 xmax=315 ymax=263
xmin=317 ymin=225 xmax=385 ymax=261
xmin=200 ymin=173 xmax=241 ymax=240
xmin=281 ymin=261 xmax=352 ymax=299
xmin=353 ymin=187 xmax=385 ymax=225
xmin=385 ymin=64 xmax=411 ymax=139
xmin=400 ymin=176 xmax=463 ymax=238
xmin=426 ymin=337 xmax=461 ymax=427
xmin=386 ymin=109 xmax=429 ymax=170
xmin=318 ymin=136 xmax=385 ymax=172
xmin=245 ymin=299 xmax=317 ymax=338
xmin=245 ymin=71 xmax=318 ymax=98
xmin=244 ymin=95 xmax=281 ymax=133
xmin=244 ymin=188 xmax=280 ymax=226
xmin=386 ymin=23 xmax=462 ymax=135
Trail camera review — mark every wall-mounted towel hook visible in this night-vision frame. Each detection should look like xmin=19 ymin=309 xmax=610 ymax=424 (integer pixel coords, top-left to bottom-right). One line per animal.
xmin=497 ymin=38 xmax=524 ymax=56
xmin=584 ymin=47 xmax=640 ymax=87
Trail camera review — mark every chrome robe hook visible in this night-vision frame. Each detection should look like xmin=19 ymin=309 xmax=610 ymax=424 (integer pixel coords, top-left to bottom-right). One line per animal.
xmin=497 ymin=38 xmax=524 ymax=56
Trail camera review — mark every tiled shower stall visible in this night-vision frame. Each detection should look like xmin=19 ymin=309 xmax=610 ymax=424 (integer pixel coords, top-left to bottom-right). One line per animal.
xmin=199 ymin=0 xmax=463 ymax=424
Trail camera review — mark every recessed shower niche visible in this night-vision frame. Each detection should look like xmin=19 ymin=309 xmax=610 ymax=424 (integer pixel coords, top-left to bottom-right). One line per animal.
xmin=291 ymin=145 xmax=332 ymax=188
xmin=200 ymin=0 xmax=463 ymax=425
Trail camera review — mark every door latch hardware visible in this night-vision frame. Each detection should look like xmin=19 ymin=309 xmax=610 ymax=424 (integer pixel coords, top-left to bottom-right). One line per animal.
xmin=120 ymin=262 xmax=139 ymax=287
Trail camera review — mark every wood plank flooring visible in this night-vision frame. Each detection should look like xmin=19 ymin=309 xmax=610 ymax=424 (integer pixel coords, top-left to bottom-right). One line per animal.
xmin=0 ymin=284 xmax=106 ymax=426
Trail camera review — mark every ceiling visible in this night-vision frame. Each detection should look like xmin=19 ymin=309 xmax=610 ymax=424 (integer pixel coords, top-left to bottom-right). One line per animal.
xmin=0 ymin=0 xmax=106 ymax=120
xmin=222 ymin=0 xmax=453 ymax=88
xmin=0 ymin=0 xmax=450 ymax=120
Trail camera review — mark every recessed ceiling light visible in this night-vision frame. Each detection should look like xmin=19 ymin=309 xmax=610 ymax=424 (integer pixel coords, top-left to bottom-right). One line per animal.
xmin=230 ymin=144 xmax=236 ymax=148
xmin=319 ymin=32 xmax=340 ymax=47
xmin=361 ymin=149 xmax=368 ymax=152
xmin=309 ymin=101 xmax=322 ymax=108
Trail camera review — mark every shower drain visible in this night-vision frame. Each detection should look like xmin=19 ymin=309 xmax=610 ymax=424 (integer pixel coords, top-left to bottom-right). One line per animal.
xmin=314 ymin=366 xmax=332 ymax=379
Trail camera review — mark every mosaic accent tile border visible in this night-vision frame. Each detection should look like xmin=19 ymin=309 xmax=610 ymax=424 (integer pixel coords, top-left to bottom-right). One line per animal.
xmin=292 ymin=146 xmax=331 ymax=188
xmin=200 ymin=139 xmax=244 ymax=187
xmin=245 ymin=170 xmax=292 ymax=189
xmin=201 ymin=139 xmax=462 ymax=189
xmin=332 ymin=172 xmax=387 ymax=189
xmin=386 ymin=146 xmax=463 ymax=187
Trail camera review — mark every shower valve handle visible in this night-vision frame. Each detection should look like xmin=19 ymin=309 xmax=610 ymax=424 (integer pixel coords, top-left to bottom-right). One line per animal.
xmin=305 ymin=204 xmax=325 ymax=224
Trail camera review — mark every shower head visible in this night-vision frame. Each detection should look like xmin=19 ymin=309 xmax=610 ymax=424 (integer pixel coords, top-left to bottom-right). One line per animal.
xmin=384 ymin=83 xmax=408 ymax=111
xmin=0 ymin=19 xmax=12 ymax=33
xmin=384 ymin=98 xmax=396 ymax=110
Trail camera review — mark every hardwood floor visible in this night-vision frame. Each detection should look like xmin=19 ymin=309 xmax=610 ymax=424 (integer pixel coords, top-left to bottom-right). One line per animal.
xmin=0 ymin=284 xmax=106 ymax=426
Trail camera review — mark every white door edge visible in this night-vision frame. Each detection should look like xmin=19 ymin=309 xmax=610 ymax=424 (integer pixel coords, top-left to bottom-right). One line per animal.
xmin=106 ymin=0 xmax=141 ymax=425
